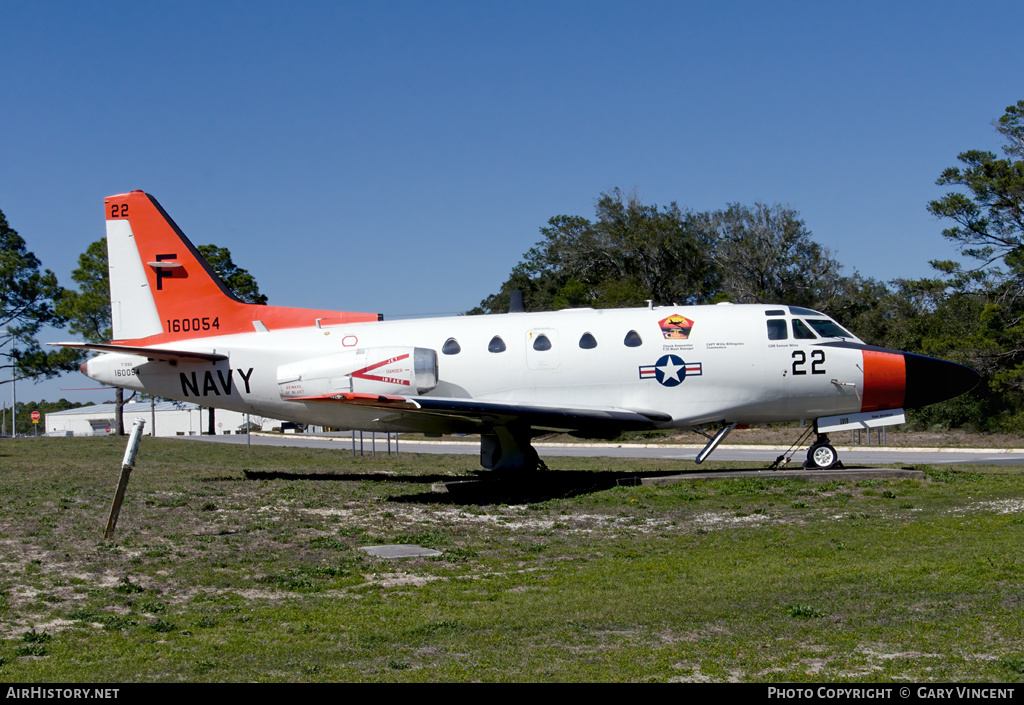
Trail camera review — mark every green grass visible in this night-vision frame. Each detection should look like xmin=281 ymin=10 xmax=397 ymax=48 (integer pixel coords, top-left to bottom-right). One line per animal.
xmin=0 ymin=436 xmax=1023 ymax=682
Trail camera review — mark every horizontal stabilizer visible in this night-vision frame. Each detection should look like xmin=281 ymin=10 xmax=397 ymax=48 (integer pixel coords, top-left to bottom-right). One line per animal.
xmin=50 ymin=342 xmax=227 ymax=363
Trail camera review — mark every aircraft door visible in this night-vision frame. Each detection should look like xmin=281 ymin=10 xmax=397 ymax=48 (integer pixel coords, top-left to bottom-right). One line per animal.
xmin=765 ymin=317 xmax=800 ymax=415
xmin=767 ymin=316 xmax=845 ymax=416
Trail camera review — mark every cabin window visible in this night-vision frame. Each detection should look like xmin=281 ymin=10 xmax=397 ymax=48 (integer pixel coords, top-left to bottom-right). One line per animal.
xmin=488 ymin=335 xmax=506 ymax=353
xmin=442 ymin=338 xmax=461 ymax=355
xmin=623 ymin=330 xmax=643 ymax=347
xmin=766 ymin=319 xmax=788 ymax=340
xmin=533 ymin=334 xmax=552 ymax=351
xmin=579 ymin=332 xmax=598 ymax=349
xmin=792 ymin=319 xmax=817 ymax=339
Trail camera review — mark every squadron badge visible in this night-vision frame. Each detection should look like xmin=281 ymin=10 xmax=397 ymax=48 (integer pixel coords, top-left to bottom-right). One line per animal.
xmin=659 ymin=314 xmax=694 ymax=340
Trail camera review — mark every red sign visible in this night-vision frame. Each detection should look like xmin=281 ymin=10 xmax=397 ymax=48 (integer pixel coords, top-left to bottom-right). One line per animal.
xmin=30 ymin=411 xmax=40 ymax=422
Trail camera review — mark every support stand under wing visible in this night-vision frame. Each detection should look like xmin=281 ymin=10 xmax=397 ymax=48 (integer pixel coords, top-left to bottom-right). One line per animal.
xmin=480 ymin=426 xmax=541 ymax=472
xmin=694 ymin=422 xmax=738 ymax=464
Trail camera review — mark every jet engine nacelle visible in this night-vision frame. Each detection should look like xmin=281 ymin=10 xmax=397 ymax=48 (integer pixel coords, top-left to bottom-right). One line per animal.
xmin=277 ymin=346 xmax=438 ymax=399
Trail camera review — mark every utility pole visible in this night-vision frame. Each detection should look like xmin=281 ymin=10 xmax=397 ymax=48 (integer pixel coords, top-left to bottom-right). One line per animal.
xmin=10 ymin=343 xmax=15 ymax=438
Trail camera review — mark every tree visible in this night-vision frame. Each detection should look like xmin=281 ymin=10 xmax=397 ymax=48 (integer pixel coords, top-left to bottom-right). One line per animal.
xmin=924 ymin=100 xmax=1024 ymax=432
xmin=474 ymin=189 xmax=719 ymax=313
xmin=586 ymin=189 xmax=719 ymax=306
xmin=708 ymin=203 xmax=848 ymax=311
xmin=0 ymin=208 xmax=82 ymax=395
xmin=196 ymin=245 xmax=268 ymax=305
xmin=928 ymin=99 xmax=1024 ymax=279
xmin=56 ymin=239 xmax=111 ymax=342
xmin=474 ymin=190 xmax=861 ymax=317
xmin=55 ymin=238 xmax=128 ymax=432
xmin=11 ymin=398 xmax=93 ymax=436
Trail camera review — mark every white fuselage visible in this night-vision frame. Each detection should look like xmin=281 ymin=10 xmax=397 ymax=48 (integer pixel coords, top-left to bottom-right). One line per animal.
xmin=84 ymin=303 xmax=867 ymax=434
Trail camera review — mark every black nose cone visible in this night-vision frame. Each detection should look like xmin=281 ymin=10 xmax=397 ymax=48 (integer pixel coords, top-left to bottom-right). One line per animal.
xmin=903 ymin=353 xmax=981 ymax=409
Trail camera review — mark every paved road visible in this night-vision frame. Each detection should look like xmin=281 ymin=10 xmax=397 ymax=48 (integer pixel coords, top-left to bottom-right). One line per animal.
xmin=183 ymin=433 xmax=1024 ymax=467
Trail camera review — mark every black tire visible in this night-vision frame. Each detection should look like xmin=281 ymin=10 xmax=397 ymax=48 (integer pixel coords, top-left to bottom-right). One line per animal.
xmin=524 ymin=444 xmax=540 ymax=472
xmin=807 ymin=442 xmax=838 ymax=469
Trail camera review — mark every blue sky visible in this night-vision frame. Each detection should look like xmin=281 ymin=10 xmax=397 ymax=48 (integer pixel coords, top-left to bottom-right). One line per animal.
xmin=3 ymin=0 xmax=1023 ymax=405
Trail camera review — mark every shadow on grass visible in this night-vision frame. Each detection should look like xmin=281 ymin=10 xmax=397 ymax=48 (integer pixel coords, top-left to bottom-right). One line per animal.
xmin=395 ymin=469 xmax=682 ymax=504
xmin=242 ymin=470 xmax=451 ymax=484
xmin=242 ymin=467 xmax=697 ymax=504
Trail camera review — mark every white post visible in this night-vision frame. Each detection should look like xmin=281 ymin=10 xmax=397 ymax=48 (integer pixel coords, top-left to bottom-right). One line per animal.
xmin=104 ymin=418 xmax=146 ymax=539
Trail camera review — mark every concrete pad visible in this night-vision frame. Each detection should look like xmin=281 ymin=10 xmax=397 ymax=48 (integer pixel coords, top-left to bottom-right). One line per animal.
xmin=641 ymin=467 xmax=925 ymax=485
xmin=359 ymin=544 xmax=443 ymax=559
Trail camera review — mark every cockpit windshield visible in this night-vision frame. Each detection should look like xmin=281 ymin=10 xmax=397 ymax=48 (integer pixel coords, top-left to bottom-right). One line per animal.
xmin=788 ymin=306 xmax=824 ymax=317
xmin=792 ymin=319 xmax=817 ymax=339
xmin=805 ymin=318 xmax=854 ymax=339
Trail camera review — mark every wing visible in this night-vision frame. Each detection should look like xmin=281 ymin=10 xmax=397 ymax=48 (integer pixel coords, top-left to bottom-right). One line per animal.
xmin=49 ymin=342 xmax=228 ymax=363
xmin=289 ymin=392 xmax=670 ymax=436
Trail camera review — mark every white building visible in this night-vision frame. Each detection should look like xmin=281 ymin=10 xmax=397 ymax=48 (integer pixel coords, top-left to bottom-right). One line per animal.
xmin=45 ymin=401 xmax=286 ymax=437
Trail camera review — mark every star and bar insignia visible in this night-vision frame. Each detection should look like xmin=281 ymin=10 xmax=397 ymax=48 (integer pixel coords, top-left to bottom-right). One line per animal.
xmin=638 ymin=355 xmax=703 ymax=387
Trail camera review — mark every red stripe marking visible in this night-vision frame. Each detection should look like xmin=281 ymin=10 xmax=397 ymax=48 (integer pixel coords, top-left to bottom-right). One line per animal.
xmin=861 ymin=350 xmax=906 ymax=412
xmin=350 ymin=354 xmax=411 ymax=385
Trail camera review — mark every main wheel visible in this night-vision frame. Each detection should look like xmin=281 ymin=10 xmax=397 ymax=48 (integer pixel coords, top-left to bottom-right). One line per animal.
xmin=807 ymin=442 xmax=838 ymax=469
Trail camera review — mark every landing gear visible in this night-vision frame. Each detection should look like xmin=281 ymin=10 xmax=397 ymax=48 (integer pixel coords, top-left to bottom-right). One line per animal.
xmin=694 ymin=422 xmax=738 ymax=464
xmin=804 ymin=434 xmax=842 ymax=469
xmin=770 ymin=427 xmax=845 ymax=471
xmin=480 ymin=426 xmax=543 ymax=473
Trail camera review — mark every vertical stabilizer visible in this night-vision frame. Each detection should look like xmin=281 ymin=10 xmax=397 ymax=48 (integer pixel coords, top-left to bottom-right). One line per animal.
xmin=104 ymin=191 xmax=380 ymax=345
xmin=107 ymin=216 xmax=163 ymax=340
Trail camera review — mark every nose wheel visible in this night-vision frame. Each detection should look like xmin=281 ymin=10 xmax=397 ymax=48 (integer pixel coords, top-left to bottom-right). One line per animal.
xmin=804 ymin=434 xmax=842 ymax=469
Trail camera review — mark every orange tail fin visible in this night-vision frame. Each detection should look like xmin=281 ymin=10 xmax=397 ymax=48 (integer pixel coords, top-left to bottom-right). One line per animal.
xmin=105 ymin=191 xmax=379 ymax=344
